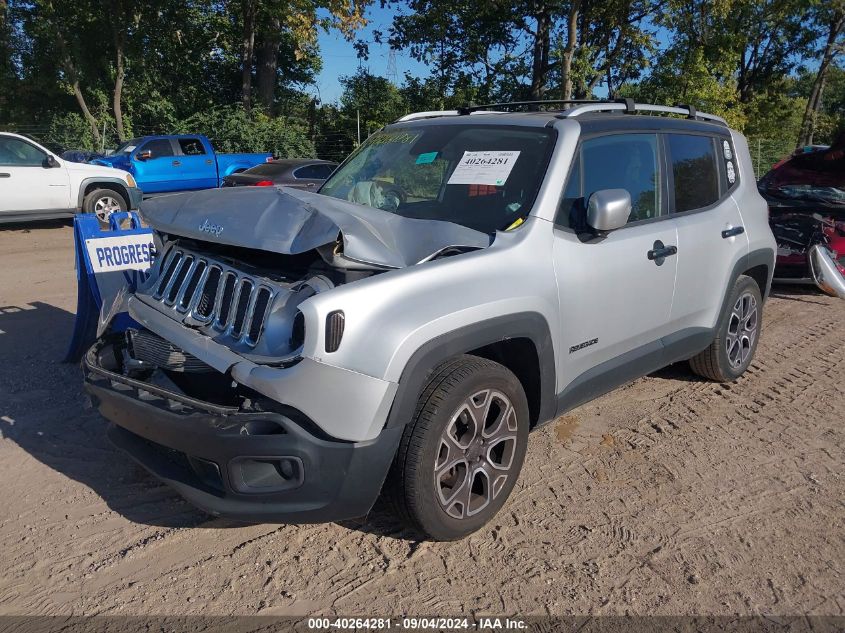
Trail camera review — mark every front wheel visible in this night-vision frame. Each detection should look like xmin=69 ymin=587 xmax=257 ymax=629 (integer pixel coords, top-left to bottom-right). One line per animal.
xmin=689 ymin=275 xmax=763 ymax=382
xmin=384 ymin=356 xmax=529 ymax=541
xmin=83 ymin=188 xmax=128 ymax=227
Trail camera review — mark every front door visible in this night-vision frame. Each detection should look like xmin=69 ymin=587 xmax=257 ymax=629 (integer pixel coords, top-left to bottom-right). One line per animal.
xmin=552 ymin=132 xmax=678 ymax=404
xmin=0 ymin=136 xmax=70 ymax=214
xmin=131 ymin=138 xmax=180 ymax=193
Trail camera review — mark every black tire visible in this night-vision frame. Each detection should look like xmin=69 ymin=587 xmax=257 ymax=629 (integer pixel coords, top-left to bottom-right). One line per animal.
xmin=689 ymin=275 xmax=763 ymax=382
xmin=82 ymin=188 xmax=128 ymax=227
xmin=384 ymin=355 xmax=529 ymax=541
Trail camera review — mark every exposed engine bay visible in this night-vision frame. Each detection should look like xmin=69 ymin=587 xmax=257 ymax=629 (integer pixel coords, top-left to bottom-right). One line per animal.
xmin=123 ymin=185 xmax=495 ymax=371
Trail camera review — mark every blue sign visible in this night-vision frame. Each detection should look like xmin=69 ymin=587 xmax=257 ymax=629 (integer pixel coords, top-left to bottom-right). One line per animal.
xmin=65 ymin=212 xmax=154 ymax=362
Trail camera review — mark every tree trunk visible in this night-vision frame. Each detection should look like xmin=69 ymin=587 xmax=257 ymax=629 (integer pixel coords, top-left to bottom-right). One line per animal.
xmin=797 ymin=8 xmax=844 ymax=148
xmin=53 ymin=29 xmax=101 ymax=145
xmin=560 ymin=0 xmax=581 ymax=100
xmin=529 ymin=6 xmax=550 ymax=101
xmin=256 ymin=16 xmax=281 ymax=115
xmin=110 ymin=0 xmax=126 ymax=141
xmin=241 ymin=0 xmax=257 ymax=112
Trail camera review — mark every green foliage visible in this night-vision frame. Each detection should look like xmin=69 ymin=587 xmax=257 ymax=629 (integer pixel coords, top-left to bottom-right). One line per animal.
xmin=43 ymin=112 xmax=99 ymax=152
xmin=174 ymin=105 xmax=315 ymax=157
xmin=0 ymin=0 xmax=840 ymax=168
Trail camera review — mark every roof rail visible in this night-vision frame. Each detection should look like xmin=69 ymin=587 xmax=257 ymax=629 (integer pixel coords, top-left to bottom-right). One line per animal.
xmin=396 ymin=109 xmax=505 ymax=122
xmin=397 ymin=110 xmax=459 ymax=122
xmin=456 ymin=99 xmax=607 ymax=114
xmin=559 ymin=100 xmax=727 ymax=125
xmin=396 ymin=99 xmax=727 ymax=125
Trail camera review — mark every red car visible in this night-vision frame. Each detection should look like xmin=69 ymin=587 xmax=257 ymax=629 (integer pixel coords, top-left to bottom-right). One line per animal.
xmin=759 ymin=135 xmax=845 ymax=286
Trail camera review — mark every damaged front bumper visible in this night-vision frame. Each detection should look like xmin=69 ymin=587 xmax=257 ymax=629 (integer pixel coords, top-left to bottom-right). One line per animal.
xmin=83 ymin=343 xmax=403 ymax=523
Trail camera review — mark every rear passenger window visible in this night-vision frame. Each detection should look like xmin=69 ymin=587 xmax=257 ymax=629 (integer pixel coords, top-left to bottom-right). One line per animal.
xmin=556 ymin=133 xmax=661 ymax=227
xmin=179 ymin=138 xmax=206 ymax=155
xmin=668 ymin=134 xmax=719 ymax=212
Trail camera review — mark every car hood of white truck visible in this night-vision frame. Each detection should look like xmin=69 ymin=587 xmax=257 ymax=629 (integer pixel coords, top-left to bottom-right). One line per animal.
xmin=139 ymin=186 xmax=491 ymax=269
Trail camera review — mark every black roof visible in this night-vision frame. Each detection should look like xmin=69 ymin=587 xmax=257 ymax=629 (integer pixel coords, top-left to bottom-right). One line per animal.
xmin=573 ymin=113 xmax=731 ymax=136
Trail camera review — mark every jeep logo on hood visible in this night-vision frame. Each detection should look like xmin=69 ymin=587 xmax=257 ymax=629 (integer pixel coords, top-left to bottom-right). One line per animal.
xmin=198 ymin=218 xmax=223 ymax=237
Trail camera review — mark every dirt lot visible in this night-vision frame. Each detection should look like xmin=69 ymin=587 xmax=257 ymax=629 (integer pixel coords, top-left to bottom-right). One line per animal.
xmin=0 ymin=222 xmax=842 ymax=617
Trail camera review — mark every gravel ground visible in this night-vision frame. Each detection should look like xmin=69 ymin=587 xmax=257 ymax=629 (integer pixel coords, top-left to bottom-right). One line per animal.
xmin=0 ymin=222 xmax=842 ymax=617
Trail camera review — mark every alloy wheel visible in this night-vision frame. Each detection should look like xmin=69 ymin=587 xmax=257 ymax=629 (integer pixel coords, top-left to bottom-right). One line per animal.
xmin=726 ymin=291 xmax=758 ymax=369
xmin=93 ymin=196 xmax=121 ymax=223
xmin=434 ymin=389 xmax=519 ymax=520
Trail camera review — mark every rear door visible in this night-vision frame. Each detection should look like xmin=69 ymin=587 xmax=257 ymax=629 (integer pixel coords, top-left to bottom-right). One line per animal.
xmin=131 ymin=138 xmax=179 ymax=193
xmin=175 ymin=137 xmax=217 ymax=190
xmin=667 ymin=133 xmax=749 ymax=332
xmin=552 ymin=132 xmax=679 ymax=397
xmin=0 ymin=136 xmax=71 ymax=214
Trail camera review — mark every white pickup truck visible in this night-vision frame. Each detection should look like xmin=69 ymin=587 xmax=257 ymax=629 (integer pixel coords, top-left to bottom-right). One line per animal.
xmin=0 ymin=132 xmax=142 ymax=224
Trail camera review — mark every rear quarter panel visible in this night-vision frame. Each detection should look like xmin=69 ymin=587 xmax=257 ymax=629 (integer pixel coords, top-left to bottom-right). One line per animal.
xmin=730 ymin=131 xmax=777 ymax=293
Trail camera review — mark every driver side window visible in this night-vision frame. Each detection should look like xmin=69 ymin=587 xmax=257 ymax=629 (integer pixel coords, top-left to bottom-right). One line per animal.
xmin=556 ymin=133 xmax=662 ymax=228
xmin=140 ymin=139 xmax=174 ymax=159
xmin=0 ymin=137 xmax=46 ymax=166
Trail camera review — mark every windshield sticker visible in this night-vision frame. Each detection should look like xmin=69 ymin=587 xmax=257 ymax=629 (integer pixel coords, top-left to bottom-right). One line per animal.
xmin=123 ymin=145 xmax=136 ymax=153
xmin=723 ymin=140 xmax=733 ymax=160
xmin=367 ymin=131 xmax=420 ymax=146
xmin=447 ymin=151 xmax=521 ymax=186
xmin=726 ymin=161 xmax=736 ymax=184
xmin=415 ymin=151 xmax=438 ymax=165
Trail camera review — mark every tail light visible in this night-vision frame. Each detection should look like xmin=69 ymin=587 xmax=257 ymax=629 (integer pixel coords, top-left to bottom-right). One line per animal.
xmin=254 ymin=180 xmax=274 ymax=187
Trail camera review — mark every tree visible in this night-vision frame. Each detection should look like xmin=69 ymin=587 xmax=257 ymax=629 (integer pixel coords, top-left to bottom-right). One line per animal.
xmin=384 ymin=0 xmax=660 ymax=103
xmin=798 ymin=2 xmax=845 ymax=146
xmin=36 ymin=0 xmax=105 ymax=145
xmin=238 ymin=0 xmax=370 ymax=113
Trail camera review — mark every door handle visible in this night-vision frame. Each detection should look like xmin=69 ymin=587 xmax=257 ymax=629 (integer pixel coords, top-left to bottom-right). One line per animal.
xmin=306 ymin=182 xmax=316 ymax=187
xmin=205 ymin=159 xmax=213 ymax=165
xmin=172 ymin=160 xmax=181 ymax=167
xmin=647 ymin=240 xmax=677 ymax=265
xmin=721 ymin=226 xmax=745 ymax=238
xmin=0 ymin=173 xmax=10 ymax=178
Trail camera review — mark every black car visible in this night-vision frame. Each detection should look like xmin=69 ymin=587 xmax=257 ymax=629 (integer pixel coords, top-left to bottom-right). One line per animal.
xmin=221 ymin=159 xmax=338 ymax=189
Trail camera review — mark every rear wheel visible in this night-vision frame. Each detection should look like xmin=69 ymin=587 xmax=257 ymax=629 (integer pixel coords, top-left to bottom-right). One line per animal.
xmin=83 ymin=188 xmax=127 ymax=227
xmin=690 ymin=275 xmax=762 ymax=382
xmin=384 ymin=355 xmax=529 ymax=541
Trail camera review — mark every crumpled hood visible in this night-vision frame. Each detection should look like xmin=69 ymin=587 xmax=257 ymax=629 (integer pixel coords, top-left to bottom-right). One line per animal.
xmin=90 ymin=154 xmax=131 ymax=170
xmin=140 ymin=186 xmax=491 ymax=268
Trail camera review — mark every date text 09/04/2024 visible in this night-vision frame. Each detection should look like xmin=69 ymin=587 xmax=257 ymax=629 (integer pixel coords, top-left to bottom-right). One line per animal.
xmin=306 ymin=617 xmax=528 ymax=630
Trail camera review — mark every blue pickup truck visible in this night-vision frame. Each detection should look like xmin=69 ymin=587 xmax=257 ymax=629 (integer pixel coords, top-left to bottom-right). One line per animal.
xmin=91 ymin=135 xmax=272 ymax=194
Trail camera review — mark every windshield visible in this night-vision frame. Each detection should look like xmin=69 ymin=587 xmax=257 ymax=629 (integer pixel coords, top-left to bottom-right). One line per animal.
xmin=760 ymin=137 xmax=845 ymax=205
xmin=112 ymin=138 xmax=142 ymax=155
xmin=320 ymin=124 xmax=556 ymax=233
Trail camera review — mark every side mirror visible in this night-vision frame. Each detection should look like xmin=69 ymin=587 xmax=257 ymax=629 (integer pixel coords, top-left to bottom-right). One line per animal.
xmin=42 ymin=154 xmax=60 ymax=169
xmin=809 ymin=244 xmax=845 ymax=299
xmin=586 ymin=188 xmax=631 ymax=232
xmin=135 ymin=150 xmax=152 ymax=161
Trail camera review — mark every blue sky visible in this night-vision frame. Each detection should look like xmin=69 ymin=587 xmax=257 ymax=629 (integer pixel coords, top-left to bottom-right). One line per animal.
xmin=314 ymin=4 xmax=430 ymax=103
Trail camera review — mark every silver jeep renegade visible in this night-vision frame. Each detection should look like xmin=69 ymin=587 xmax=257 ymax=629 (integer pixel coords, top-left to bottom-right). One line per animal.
xmin=84 ymin=100 xmax=776 ymax=540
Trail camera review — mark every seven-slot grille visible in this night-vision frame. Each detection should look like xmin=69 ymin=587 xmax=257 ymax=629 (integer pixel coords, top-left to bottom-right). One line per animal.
xmin=150 ymin=246 xmax=275 ymax=346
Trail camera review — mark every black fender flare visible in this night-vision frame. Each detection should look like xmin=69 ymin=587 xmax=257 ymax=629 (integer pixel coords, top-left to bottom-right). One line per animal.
xmin=383 ymin=312 xmax=557 ymax=431
xmin=718 ymin=246 xmax=775 ymax=315
xmin=77 ymin=177 xmax=131 ymax=210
